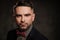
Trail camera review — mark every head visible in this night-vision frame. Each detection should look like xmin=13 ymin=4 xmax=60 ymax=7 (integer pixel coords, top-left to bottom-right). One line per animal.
xmin=13 ymin=1 xmax=35 ymax=30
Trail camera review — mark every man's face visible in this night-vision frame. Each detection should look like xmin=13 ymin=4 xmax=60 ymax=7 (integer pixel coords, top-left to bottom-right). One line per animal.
xmin=15 ymin=6 xmax=35 ymax=30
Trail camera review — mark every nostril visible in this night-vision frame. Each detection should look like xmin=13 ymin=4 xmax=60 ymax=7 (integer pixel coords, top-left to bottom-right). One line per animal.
xmin=21 ymin=19 xmax=24 ymax=22
xmin=21 ymin=20 xmax=24 ymax=23
xmin=21 ymin=16 xmax=25 ymax=22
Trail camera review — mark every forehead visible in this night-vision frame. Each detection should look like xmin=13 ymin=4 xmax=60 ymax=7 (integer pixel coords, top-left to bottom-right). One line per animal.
xmin=15 ymin=6 xmax=34 ymax=14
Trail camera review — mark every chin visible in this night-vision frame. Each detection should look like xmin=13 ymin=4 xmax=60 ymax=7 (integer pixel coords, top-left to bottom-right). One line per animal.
xmin=21 ymin=27 xmax=27 ymax=30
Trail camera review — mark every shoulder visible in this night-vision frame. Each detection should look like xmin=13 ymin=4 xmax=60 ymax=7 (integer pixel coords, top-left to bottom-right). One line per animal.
xmin=7 ymin=29 xmax=17 ymax=37
xmin=31 ymin=27 xmax=48 ymax=40
xmin=7 ymin=29 xmax=16 ymax=34
xmin=7 ymin=29 xmax=17 ymax=40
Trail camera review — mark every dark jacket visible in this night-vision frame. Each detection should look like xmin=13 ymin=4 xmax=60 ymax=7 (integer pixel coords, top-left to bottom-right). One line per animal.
xmin=7 ymin=27 xmax=48 ymax=40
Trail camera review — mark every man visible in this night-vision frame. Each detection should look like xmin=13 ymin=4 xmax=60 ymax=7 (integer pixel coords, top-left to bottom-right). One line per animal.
xmin=7 ymin=0 xmax=48 ymax=40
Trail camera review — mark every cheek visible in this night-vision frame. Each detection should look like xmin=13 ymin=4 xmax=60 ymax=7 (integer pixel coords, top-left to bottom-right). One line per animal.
xmin=25 ymin=17 xmax=33 ymax=23
xmin=16 ymin=17 xmax=21 ymax=23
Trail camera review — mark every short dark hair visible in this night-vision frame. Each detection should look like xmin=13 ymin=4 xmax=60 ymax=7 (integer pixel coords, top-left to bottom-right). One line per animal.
xmin=13 ymin=0 xmax=34 ymax=14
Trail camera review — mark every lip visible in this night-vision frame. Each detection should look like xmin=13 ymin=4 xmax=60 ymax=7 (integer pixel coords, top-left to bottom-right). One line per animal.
xmin=20 ymin=23 xmax=25 ymax=25
xmin=20 ymin=24 xmax=26 ymax=27
xmin=19 ymin=23 xmax=27 ymax=27
xmin=20 ymin=23 xmax=26 ymax=25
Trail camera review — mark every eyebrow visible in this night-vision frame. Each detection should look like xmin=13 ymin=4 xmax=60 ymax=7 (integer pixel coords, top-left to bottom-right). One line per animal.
xmin=15 ymin=14 xmax=21 ymax=16
xmin=15 ymin=13 xmax=31 ymax=15
xmin=24 ymin=14 xmax=31 ymax=16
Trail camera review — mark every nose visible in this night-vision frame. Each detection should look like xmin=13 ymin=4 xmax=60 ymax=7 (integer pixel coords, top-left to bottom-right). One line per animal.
xmin=21 ymin=16 xmax=25 ymax=23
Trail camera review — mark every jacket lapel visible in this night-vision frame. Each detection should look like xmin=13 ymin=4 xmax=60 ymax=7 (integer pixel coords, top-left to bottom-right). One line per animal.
xmin=26 ymin=27 xmax=36 ymax=40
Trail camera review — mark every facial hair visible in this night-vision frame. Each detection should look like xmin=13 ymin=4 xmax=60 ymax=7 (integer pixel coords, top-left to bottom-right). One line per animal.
xmin=16 ymin=23 xmax=32 ymax=32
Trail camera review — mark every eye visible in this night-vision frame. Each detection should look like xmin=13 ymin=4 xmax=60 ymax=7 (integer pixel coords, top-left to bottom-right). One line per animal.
xmin=15 ymin=14 xmax=21 ymax=17
xmin=25 ymin=14 xmax=31 ymax=16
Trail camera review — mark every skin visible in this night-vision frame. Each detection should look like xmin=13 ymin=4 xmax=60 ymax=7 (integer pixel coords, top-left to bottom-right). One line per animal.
xmin=14 ymin=6 xmax=35 ymax=30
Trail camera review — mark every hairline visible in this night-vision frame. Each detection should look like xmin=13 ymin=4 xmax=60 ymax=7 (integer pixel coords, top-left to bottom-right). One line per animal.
xmin=13 ymin=5 xmax=34 ymax=12
xmin=13 ymin=5 xmax=35 ymax=16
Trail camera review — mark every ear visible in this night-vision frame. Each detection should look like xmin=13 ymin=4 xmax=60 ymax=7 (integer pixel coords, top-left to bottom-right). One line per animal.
xmin=32 ymin=13 xmax=35 ymax=22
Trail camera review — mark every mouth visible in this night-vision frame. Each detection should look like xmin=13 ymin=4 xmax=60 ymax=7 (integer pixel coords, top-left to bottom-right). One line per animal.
xmin=20 ymin=25 xmax=25 ymax=27
xmin=20 ymin=23 xmax=27 ymax=27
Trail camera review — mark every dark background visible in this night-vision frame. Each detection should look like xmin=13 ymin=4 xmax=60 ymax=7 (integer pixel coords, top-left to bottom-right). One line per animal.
xmin=0 ymin=0 xmax=57 ymax=40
